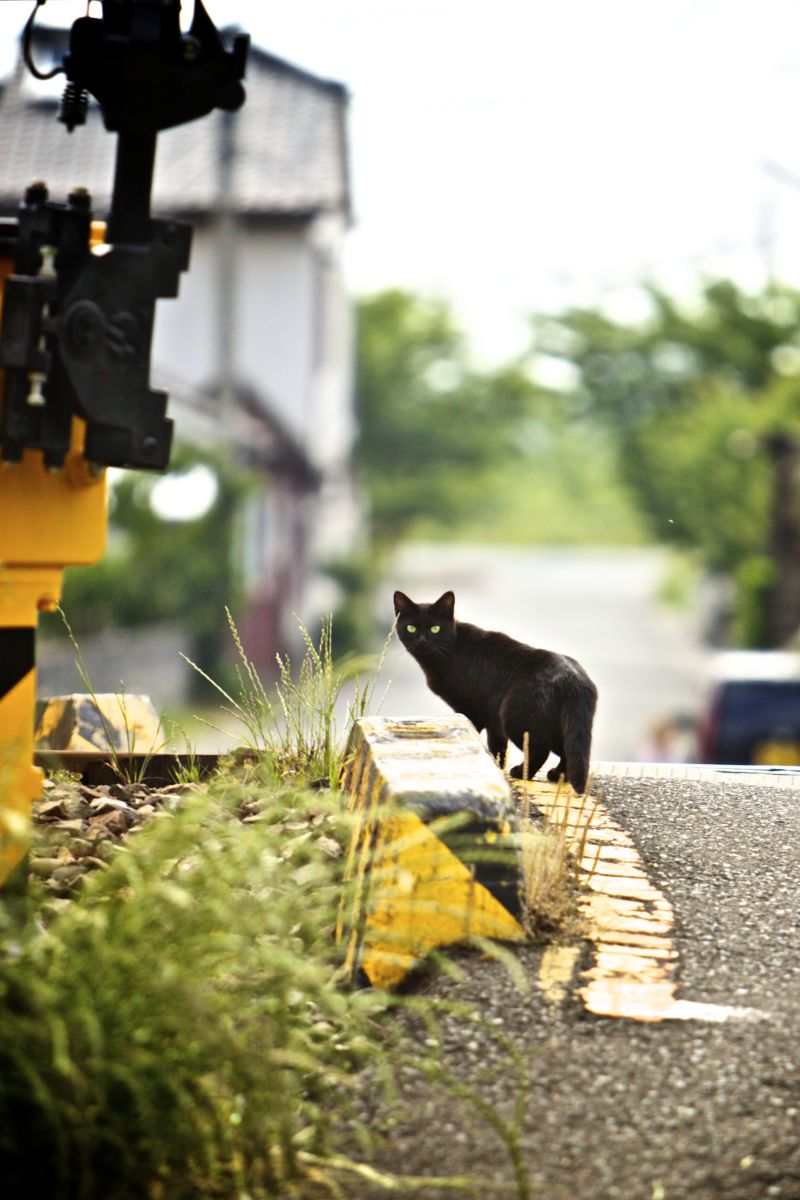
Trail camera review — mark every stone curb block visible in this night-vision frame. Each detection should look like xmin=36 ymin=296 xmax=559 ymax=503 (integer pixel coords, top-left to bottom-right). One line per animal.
xmin=35 ymin=693 xmax=161 ymax=753
xmin=336 ymin=715 xmax=526 ymax=989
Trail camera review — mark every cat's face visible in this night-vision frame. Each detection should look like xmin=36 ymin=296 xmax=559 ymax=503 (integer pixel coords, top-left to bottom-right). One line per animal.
xmin=393 ymin=590 xmax=456 ymax=660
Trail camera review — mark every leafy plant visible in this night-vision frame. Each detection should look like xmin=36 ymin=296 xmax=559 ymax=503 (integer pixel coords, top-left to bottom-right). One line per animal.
xmin=355 ymin=289 xmax=533 ymax=548
xmin=532 ymin=280 xmax=800 ymax=644
xmin=2 ymin=762 xmax=538 ymax=1199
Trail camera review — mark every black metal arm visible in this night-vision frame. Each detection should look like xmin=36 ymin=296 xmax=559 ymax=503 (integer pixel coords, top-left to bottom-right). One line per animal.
xmin=0 ymin=0 xmax=249 ymax=470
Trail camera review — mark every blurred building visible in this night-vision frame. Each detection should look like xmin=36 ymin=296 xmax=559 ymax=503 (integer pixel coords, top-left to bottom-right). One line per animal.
xmin=0 ymin=23 xmax=360 ymax=670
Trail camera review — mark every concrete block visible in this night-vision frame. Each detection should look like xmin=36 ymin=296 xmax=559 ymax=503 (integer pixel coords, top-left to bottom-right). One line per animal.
xmin=35 ymin=693 xmax=161 ymax=754
xmin=337 ymin=715 xmax=526 ymax=989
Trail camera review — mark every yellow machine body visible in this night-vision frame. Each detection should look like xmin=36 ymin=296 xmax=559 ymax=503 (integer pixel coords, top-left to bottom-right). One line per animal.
xmin=0 ymin=244 xmax=108 ymax=886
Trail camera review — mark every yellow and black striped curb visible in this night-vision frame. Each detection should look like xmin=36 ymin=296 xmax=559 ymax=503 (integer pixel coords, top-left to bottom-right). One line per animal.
xmin=337 ymin=715 xmax=526 ymax=989
xmin=35 ymin=693 xmax=161 ymax=753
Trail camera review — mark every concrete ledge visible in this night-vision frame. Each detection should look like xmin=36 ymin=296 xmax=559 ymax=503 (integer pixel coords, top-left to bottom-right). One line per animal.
xmin=35 ymin=693 xmax=161 ymax=753
xmin=337 ymin=716 xmax=526 ymax=989
xmin=594 ymin=762 xmax=800 ymax=789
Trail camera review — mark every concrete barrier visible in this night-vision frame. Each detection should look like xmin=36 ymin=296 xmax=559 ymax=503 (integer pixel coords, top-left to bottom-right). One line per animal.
xmin=337 ymin=715 xmax=526 ymax=989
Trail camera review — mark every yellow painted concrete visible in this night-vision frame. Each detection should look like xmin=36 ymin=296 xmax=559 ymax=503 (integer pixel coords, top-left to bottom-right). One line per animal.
xmin=35 ymin=693 xmax=161 ymax=753
xmin=338 ymin=716 xmax=526 ymax=988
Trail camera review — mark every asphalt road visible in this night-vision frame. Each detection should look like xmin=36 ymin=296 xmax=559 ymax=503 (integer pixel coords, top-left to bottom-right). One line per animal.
xmin=349 ymin=545 xmax=800 ymax=1196
xmin=381 ymin=545 xmax=708 ymax=762
xmin=352 ymin=769 xmax=800 ymax=1200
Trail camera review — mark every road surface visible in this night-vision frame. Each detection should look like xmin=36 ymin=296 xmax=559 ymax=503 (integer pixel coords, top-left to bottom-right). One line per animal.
xmin=352 ymin=767 xmax=800 ymax=1199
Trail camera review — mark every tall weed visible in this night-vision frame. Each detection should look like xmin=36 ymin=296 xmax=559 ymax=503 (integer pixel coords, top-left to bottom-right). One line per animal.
xmin=183 ymin=609 xmax=390 ymax=785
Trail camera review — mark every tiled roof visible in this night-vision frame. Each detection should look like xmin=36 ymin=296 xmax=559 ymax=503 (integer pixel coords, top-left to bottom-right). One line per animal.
xmin=0 ymin=31 xmax=350 ymax=220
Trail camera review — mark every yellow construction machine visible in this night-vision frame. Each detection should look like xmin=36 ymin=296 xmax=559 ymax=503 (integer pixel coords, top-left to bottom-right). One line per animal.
xmin=0 ymin=0 xmax=248 ymax=887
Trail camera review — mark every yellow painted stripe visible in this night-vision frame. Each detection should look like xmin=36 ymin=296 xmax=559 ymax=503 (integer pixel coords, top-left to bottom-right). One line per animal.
xmin=359 ymin=809 xmax=525 ymax=989
xmin=520 ymin=779 xmax=764 ymax=1024
xmin=0 ymin=668 xmax=40 ymax=886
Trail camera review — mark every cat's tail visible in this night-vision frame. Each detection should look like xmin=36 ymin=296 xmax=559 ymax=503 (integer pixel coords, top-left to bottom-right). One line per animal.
xmin=561 ymin=685 xmax=597 ymax=795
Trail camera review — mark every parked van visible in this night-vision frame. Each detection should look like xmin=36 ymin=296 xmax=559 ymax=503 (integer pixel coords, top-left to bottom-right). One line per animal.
xmin=696 ymin=651 xmax=800 ymax=765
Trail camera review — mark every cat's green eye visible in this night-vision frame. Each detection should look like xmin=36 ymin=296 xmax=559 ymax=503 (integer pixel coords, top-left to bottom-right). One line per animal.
xmin=407 ymin=624 xmax=417 ymax=633
xmin=431 ymin=625 xmax=441 ymax=634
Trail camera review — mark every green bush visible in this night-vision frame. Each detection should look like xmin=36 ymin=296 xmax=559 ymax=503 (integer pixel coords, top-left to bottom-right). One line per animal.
xmin=0 ymin=772 xmax=384 ymax=1199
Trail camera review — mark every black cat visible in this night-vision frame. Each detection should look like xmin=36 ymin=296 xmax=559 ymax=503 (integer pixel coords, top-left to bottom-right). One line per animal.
xmin=393 ymin=590 xmax=597 ymax=793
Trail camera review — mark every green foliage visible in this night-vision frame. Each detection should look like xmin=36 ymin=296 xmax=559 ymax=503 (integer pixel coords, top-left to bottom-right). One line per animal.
xmin=355 ymin=290 xmax=533 ymax=546
xmin=0 ymin=776 xmax=386 ymax=1199
xmin=532 ymin=280 xmax=800 ymax=644
xmin=184 ymin=610 xmax=389 ymax=787
xmin=632 ymin=383 xmax=775 ymax=569
xmin=534 ymin=280 xmax=800 ymax=428
xmin=421 ymin=420 xmax=647 ymax=546
xmin=41 ymin=447 xmax=249 ymax=684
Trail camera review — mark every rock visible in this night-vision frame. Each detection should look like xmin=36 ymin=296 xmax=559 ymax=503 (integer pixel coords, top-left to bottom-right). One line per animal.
xmin=29 ymin=857 xmax=63 ymax=878
xmin=36 ymin=799 xmax=70 ymax=820
xmin=87 ymin=810 xmax=130 ymax=838
xmin=51 ymin=863 xmax=84 ymax=885
xmin=316 ymin=835 xmax=343 ymax=859
xmin=89 ymin=796 xmax=138 ymax=819
xmin=52 ymin=820 xmax=86 ymax=834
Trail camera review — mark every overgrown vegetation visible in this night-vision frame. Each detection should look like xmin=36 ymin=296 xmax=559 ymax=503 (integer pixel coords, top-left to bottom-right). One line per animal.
xmin=183 ymin=609 xmax=389 ymax=787
xmin=0 ymin=774 xmax=388 ymax=1199
xmin=517 ymin=783 xmax=598 ymax=937
xmin=40 ymin=280 xmax=800 ymax=660
xmin=1 ymin=609 xmax=598 ymax=1198
xmin=355 ymin=289 xmax=535 ymax=550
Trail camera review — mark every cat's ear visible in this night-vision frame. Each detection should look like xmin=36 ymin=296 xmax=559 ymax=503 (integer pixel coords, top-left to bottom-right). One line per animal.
xmin=394 ymin=590 xmax=414 ymax=615
xmin=434 ymin=591 xmax=455 ymax=618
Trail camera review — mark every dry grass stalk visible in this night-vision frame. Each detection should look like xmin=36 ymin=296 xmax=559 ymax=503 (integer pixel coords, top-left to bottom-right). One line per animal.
xmin=517 ymin=777 xmax=598 ymax=936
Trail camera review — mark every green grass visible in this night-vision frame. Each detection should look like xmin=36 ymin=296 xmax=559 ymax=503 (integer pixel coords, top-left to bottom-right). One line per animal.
xmin=2 ymin=762 xmax=538 ymax=1199
xmin=1 ymin=608 xmax=603 ymax=1198
xmin=182 ymin=610 xmax=389 ymax=787
xmin=2 ymin=611 xmax=545 ymax=1199
xmin=0 ymin=770 xmax=386 ymax=1199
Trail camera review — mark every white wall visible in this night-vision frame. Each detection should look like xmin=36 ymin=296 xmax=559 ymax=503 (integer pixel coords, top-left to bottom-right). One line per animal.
xmin=235 ymin=226 xmax=316 ymax=445
xmin=152 ymin=231 xmax=218 ymax=389
xmin=151 ymin=213 xmax=362 ymax=600
xmin=153 ymin=222 xmax=316 ymax=446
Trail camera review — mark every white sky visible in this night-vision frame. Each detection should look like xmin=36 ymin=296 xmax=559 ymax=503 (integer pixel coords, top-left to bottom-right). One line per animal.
xmin=2 ymin=0 xmax=800 ymax=362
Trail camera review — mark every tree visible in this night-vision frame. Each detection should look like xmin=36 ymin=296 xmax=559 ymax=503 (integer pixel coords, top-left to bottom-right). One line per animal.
xmin=531 ymin=281 xmax=800 ymax=645
xmin=355 ymin=290 xmax=532 ymax=547
xmin=42 ymin=447 xmax=249 ymax=688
